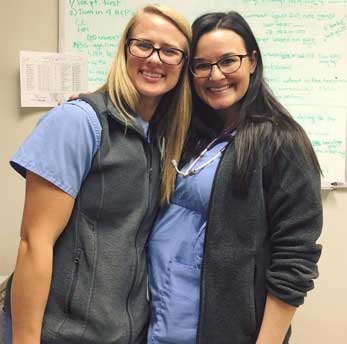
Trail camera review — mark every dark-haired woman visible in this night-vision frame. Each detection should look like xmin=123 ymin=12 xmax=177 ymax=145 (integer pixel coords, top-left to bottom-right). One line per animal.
xmin=147 ymin=11 xmax=322 ymax=344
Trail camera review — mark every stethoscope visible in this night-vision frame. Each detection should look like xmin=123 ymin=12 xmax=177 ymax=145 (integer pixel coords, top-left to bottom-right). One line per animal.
xmin=171 ymin=128 xmax=236 ymax=177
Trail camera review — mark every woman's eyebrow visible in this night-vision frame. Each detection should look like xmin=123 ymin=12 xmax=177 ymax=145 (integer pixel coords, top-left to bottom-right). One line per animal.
xmin=133 ymin=37 xmax=183 ymax=49
xmin=193 ymin=52 xmax=239 ymax=62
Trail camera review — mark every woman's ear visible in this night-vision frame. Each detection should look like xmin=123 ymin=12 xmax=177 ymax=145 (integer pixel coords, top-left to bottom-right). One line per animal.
xmin=249 ymin=50 xmax=257 ymax=74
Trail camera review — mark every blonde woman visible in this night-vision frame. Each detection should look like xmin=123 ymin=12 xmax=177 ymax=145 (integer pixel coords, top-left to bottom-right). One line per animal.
xmin=2 ymin=5 xmax=191 ymax=344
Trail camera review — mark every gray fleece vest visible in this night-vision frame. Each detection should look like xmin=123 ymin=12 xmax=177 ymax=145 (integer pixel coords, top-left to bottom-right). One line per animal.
xmin=4 ymin=91 xmax=161 ymax=344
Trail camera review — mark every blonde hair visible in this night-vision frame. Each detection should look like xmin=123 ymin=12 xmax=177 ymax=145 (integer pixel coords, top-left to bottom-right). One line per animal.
xmin=101 ymin=4 xmax=192 ymax=204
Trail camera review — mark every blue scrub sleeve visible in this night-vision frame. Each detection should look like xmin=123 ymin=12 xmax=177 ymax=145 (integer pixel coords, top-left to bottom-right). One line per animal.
xmin=10 ymin=100 xmax=101 ymax=198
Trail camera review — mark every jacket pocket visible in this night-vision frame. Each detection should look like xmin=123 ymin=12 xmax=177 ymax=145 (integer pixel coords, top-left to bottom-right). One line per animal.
xmin=46 ymin=213 xmax=97 ymax=341
xmin=66 ymin=248 xmax=82 ymax=315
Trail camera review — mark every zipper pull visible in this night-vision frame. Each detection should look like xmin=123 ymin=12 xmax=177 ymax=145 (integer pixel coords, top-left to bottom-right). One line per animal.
xmin=74 ymin=249 xmax=82 ymax=264
xmin=149 ymin=167 xmax=152 ymax=182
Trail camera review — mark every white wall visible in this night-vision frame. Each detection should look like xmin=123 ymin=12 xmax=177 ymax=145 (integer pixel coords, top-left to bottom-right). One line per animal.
xmin=1 ymin=1 xmax=347 ymax=342
xmin=0 ymin=0 xmax=57 ymax=272
xmin=291 ymin=190 xmax=347 ymax=342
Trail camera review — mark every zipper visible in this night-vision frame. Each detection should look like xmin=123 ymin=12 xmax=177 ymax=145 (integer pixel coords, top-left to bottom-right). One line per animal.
xmin=67 ymin=248 xmax=82 ymax=315
xmin=126 ymin=138 xmax=154 ymax=344
xmin=196 ymin=141 xmax=232 ymax=344
xmin=106 ymin=109 xmax=156 ymax=343
xmin=147 ymin=143 xmax=153 ymax=210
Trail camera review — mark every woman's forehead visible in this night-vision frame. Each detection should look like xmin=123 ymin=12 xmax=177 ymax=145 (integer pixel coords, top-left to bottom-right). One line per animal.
xmin=194 ymin=29 xmax=246 ymax=59
xmin=131 ymin=13 xmax=187 ymax=49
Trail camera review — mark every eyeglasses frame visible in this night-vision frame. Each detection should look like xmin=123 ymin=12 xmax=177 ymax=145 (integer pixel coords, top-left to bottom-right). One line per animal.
xmin=126 ymin=38 xmax=186 ymax=66
xmin=190 ymin=54 xmax=249 ymax=78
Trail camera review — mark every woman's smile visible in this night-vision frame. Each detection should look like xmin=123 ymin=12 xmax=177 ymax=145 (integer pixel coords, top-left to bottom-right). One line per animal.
xmin=140 ymin=69 xmax=165 ymax=82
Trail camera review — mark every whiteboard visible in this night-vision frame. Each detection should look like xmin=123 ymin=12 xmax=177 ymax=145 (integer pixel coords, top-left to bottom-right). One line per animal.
xmin=59 ymin=0 xmax=347 ymax=185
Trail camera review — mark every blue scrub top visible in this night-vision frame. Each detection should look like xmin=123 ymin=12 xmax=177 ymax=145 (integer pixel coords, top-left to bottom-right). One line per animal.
xmin=147 ymin=140 xmax=230 ymax=344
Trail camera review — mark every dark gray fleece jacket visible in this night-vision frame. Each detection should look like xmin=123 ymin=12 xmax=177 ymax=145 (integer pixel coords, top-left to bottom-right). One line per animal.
xmin=197 ymin=140 xmax=322 ymax=344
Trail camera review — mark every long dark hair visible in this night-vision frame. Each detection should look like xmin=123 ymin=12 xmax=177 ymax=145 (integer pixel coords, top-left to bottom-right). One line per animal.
xmin=181 ymin=11 xmax=321 ymax=192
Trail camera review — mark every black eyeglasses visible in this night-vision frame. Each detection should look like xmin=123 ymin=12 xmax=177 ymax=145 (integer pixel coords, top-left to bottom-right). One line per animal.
xmin=190 ymin=54 xmax=249 ymax=78
xmin=126 ymin=38 xmax=186 ymax=66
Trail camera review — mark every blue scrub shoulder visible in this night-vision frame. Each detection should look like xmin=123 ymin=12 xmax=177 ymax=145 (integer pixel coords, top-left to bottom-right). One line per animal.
xmin=10 ymin=100 xmax=102 ymax=198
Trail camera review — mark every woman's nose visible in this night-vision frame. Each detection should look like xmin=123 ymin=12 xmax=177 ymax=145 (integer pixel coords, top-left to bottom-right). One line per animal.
xmin=209 ymin=64 xmax=225 ymax=80
xmin=147 ymin=49 xmax=162 ymax=64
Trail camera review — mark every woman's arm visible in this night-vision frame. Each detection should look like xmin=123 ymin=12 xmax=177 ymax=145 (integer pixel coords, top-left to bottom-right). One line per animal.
xmin=11 ymin=171 xmax=74 ymax=344
xmin=257 ymin=145 xmax=322 ymax=344
xmin=256 ymin=294 xmax=296 ymax=344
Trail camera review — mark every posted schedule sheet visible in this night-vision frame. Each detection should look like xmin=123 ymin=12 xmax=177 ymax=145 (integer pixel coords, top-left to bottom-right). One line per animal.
xmin=20 ymin=51 xmax=88 ymax=107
